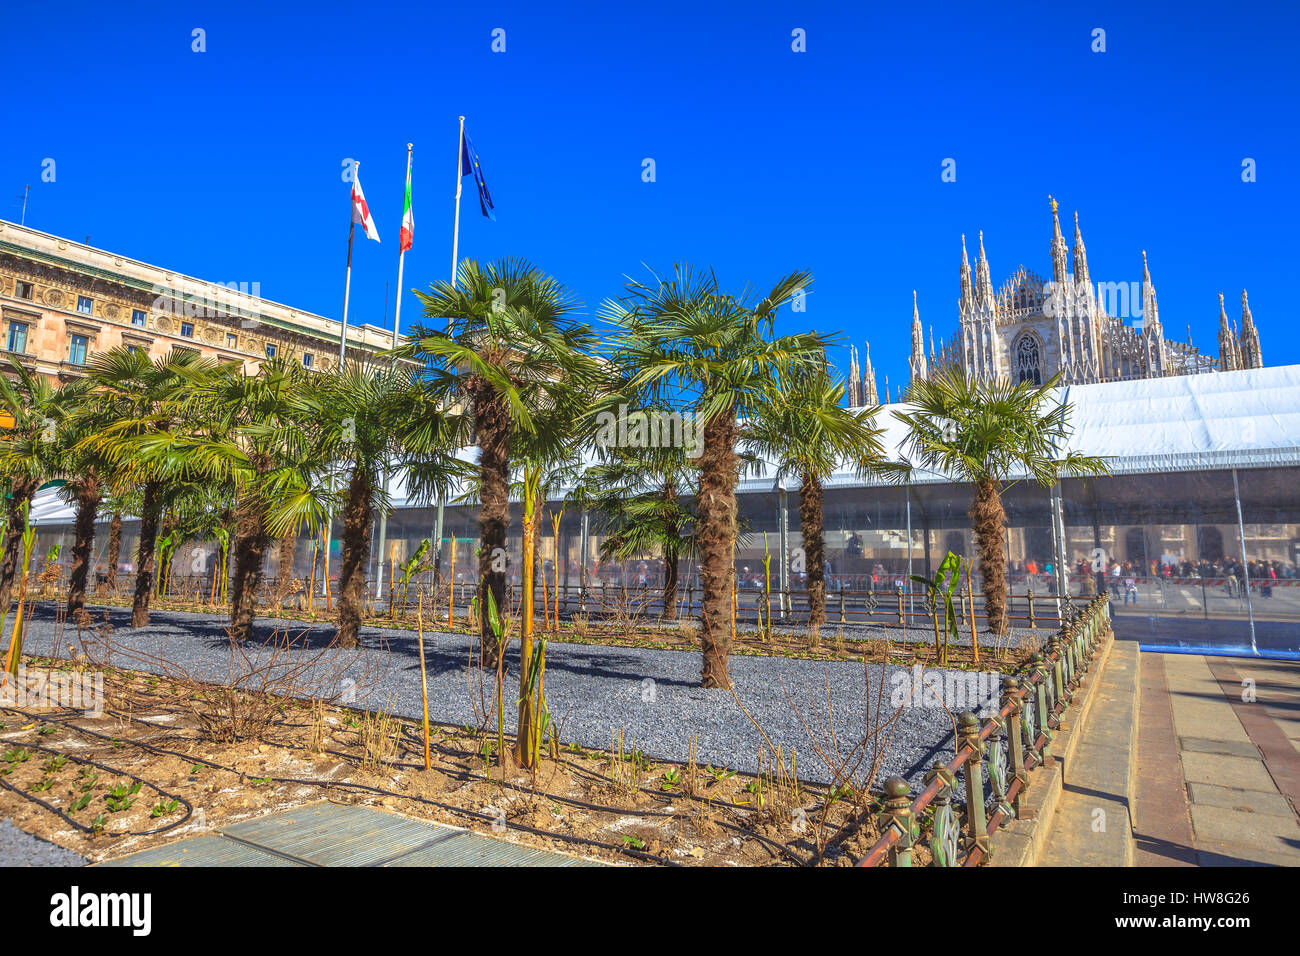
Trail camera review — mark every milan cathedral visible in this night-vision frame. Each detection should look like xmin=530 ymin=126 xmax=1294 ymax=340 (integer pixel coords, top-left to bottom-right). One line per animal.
xmin=846 ymin=200 xmax=1265 ymax=406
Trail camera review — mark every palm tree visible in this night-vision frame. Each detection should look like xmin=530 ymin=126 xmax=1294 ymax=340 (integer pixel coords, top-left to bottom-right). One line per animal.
xmin=746 ymin=360 xmax=890 ymax=628
xmin=269 ymin=360 xmax=467 ymax=649
xmin=392 ymin=257 xmax=600 ymax=665
xmin=54 ymin=379 xmax=115 ymax=616
xmin=0 ymin=360 xmax=80 ymax=612
xmin=166 ymin=358 xmax=312 ymax=642
xmin=894 ymin=370 xmax=1108 ymax=636
xmin=97 ymin=486 xmax=141 ymax=596
xmin=607 ymin=265 xmax=831 ymax=688
xmin=81 ymin=348 xmax=235 ymax=627
xmin=578 ymin=438 xmax=697 ymax=621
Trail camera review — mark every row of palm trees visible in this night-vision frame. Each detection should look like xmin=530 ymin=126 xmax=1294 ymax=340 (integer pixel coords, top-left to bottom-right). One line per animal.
xmin=0 ymin=255 xmax=1106 ymax=699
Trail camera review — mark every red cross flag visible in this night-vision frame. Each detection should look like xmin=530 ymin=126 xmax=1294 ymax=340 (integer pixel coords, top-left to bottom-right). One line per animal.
xmin=351 ymin=172 xmax=381 ymax=242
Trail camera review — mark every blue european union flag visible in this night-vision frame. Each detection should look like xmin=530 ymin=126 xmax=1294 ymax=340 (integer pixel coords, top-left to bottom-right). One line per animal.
xmin=461 ymin=131 xmax=496 ymax=221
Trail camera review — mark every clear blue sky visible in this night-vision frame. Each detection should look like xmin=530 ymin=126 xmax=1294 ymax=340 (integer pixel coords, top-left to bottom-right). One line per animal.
xmin=5 ymin=0 xmax=1297 ymax=388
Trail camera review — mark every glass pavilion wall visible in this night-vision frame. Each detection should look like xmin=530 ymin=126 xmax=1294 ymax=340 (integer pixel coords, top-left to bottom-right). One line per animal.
xmin=30 ymin=464 xmax=1300 ymax=653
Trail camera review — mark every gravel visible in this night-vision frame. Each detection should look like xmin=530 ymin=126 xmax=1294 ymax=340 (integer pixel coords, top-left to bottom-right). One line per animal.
xmin=0 ymin=818 xmax=87 ymax=867
xmin=20 ymin=603 xmax=1010 ymax=790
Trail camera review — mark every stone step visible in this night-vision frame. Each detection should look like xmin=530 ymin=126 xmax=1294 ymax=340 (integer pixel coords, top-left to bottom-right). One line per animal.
xmin=1037 ymin=641 xmax=1140 ymax=866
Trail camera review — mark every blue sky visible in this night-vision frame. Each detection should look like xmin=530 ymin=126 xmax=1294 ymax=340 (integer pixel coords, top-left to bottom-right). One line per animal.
xmin=5 ymin=0 xmax=1297 ymax=389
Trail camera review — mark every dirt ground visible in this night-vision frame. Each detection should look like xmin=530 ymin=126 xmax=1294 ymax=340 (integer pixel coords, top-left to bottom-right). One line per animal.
xmin=0 ymin=660 xmax=887 ymax=867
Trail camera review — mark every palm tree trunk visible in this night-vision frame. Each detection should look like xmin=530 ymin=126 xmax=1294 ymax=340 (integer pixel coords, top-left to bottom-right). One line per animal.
xmin=0 ymin=475 xmax=38 ymax=613
xmin=336 ymin=467 xmax=373 ymax=649
xmin=800 ymin=470 xmax=827 ymax=628
xmin=697 ymin=410 xmax=738 ymax=688
xmin=275 ymin=530 xmax=297 ymax=599
xmin=661 ymin=543 xmax=680 ymax=621
xmin=157 ymin=511 xmax=178 ymax=599
xmin=473 ymin=385 xmax=510 ymax=668
xmin=972 ymin=477 xmax=1009 ymax=637
xmin=103 ymin=512 xmax=123 ymax=596
xmin=67 ymin=474 xmax=102 ymax=616
xmin=131 ymin=480 xmax=161 ymax=627
xmin=229 ymin=488 xmax=270 ymax=642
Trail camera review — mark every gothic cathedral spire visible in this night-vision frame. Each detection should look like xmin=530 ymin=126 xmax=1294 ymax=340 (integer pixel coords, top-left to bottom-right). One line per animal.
xmin=1218 ymin=293 xmax=1238 ymax=371
xmin=1049 ymin=196 xmax=1068 ymax=287
xmin=959 ymin=234 xmax=973 ymax=313
xmin=862 ymin=342 xmax=879 ymax=405
xmin=1072 ymin=211 xmax=1090 ymax=290
xmin=909 ymin=290 xmax=928 ymax=385
xmin=1240 ymin=289 xmax=1263 ymax=369
xmin=974 ymin=231 xmax=994 ymax=311
xmin=1140 ymin=251 xmax=1165 ymax=377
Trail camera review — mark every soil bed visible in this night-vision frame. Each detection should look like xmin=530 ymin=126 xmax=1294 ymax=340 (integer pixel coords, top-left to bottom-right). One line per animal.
xmin=1 ymin=662 xmax=889 ymax=867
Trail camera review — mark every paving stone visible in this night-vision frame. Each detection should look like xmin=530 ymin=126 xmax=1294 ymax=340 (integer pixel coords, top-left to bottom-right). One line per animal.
xmin=1178 ymin=736 xmax=1260 ymax=759
xmin=1186 ymin=781 xmax=1296 ymax=818
xmin=99 ymin=835 xmax=302 ymax=867
xmin=1190 ymin=803 xmax=1300 ymax=859
xmin=1180 ymin=751 xmax=1278 ymax=793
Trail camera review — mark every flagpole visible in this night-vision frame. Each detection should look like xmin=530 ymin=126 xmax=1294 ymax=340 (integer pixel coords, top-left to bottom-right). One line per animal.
xmin=450 ymin=116 xmax=465 ymax=292
xmin=326 ymin=162 xmax=362 ymax=599
xmin=394 ymin=144 xmax=413 ymax=351
xmin=339 ymin=160 xmax=359 ymax=366
xmin=375 ymin=143 xmax=414 ymax=599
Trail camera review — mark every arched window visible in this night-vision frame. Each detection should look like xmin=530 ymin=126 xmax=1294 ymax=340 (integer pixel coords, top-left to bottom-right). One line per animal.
xmin=1015 ymin=334 xmax=1042 ymax=384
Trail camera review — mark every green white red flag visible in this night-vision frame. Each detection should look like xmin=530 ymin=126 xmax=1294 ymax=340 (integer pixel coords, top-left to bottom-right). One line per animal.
xmin=399 ymin=163 xmax=414 ymax=251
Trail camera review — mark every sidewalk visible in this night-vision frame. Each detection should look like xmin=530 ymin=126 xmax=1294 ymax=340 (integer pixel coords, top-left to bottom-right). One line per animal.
xmin=1134 ymin=652 xmax=1300 ymax=866
xmin=99 ymin=801 xmax=607 ymax=867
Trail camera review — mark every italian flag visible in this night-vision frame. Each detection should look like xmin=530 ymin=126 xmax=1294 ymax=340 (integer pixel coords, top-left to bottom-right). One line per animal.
xmin=399 ymin=165 xmax=414 ymax=252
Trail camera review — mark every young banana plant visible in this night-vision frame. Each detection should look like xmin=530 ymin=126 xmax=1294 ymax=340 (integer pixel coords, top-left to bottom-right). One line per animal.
xmin=910 ymin=551 xmax=963 ymax=666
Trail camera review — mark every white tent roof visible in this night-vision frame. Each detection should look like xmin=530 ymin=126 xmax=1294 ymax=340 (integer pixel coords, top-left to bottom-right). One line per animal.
xmin=799 ymin=362 xmax=1300 ymax=489
xmin=28 ymin=364 xmax=1300 ymax=525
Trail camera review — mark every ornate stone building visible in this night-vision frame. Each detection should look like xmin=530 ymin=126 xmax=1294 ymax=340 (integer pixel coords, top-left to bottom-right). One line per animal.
xmin=846 ymin=200 xmax=1265 ymax=405
xmin=0 ymin=221 xmax=398 ymax=383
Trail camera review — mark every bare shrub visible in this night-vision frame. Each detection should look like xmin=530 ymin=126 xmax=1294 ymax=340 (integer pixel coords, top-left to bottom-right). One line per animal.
xmin=77 ymin=617 xmax=382 ymax=745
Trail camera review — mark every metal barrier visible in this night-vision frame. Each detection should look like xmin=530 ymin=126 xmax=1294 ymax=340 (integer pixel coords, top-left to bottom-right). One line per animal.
xmin=855 ymin=593 xmax=1114 ymax=867
xmin=108 ymin=573 xmax=1077 ymax=633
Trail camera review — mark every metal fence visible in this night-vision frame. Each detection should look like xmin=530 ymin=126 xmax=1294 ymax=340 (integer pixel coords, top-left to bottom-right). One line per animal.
xmin=855 ymin=593 xmax=1113 ymax=867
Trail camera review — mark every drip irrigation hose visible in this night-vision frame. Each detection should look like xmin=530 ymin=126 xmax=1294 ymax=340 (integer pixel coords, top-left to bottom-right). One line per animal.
xmin=98 ymin=687 xmax=815 ymax=865
xmin=0 ymin=703 xmax=679 ymax=866
xmin=0 ymin=733 xmax=194 ymax=838
xmin=109 ymin=692 xmax=820 ymax=865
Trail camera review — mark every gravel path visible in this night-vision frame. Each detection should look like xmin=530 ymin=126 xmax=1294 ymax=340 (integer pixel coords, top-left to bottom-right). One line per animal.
xmin=0 ymin=819 xmax=87 ymax=866
xmin=21 ymin=604 xmax=1007 ymax=789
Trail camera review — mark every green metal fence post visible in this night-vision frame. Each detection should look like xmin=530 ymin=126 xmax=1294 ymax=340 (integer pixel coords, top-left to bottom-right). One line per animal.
xmin=958 ymin=711 xmax=989 ymax=861
xmin=1003 ymin=676 xmax=1027 ymax=816
xmin=878 ymin=776 xmax=918 ymax=867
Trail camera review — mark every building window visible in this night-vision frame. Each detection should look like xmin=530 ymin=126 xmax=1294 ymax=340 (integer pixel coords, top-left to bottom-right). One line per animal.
xmin=126 ymin=344 xmax=140 ymax=355
xmin=180 ymin=321 xmax=195 ymax=338
xmin=302 ymin=352 xmax=313 ymax=368
xmin=1015 ymin=334 xmax=1042 ymax=385
xmin=226 ymin=332 xmax=238 ymax=349
xmin=131 ymin=309 xmax=147 ymax=327
xmin=68 ymin=333 xmax=89 ymax=365
xmin=77 ymin=296 xmax=93 ymax=315
xmin=6 ymin=322 xmax=27 ymax=354
xmin=15 ymin=281 xmax=34 ymax=300
xmin=265 ymin=343 xmax=277 ymax=359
